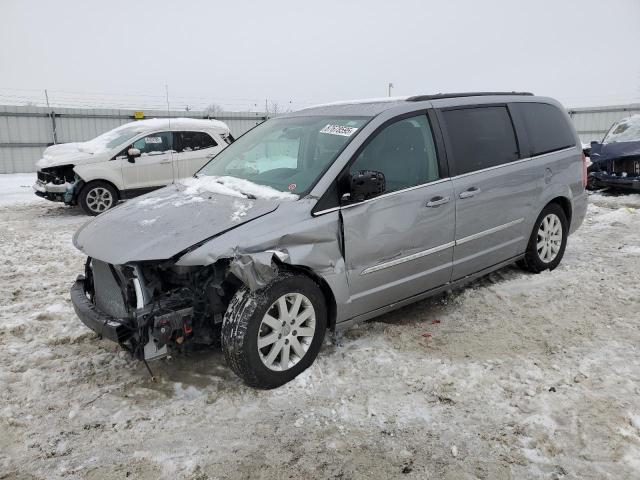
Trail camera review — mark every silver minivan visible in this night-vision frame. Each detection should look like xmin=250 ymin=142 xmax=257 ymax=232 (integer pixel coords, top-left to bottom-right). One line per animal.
xmin=70 ymin=92 xmax=588 ymax=388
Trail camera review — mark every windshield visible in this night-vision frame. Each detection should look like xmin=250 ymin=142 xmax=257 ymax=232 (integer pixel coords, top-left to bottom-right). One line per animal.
xmin=80 ymin=124 xmax=146 ymax=154
xmin=603 ymin=115 xmax=640 ymax=144
xmin=197 ymin=116 xmax=369 ymax=195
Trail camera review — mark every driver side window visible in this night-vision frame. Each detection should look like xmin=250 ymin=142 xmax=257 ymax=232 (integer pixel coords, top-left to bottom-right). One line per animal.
xmin=131 ymin=131 xmax=173 ymax=156
xmin=350 ymin=114 xmax=439 ymax=193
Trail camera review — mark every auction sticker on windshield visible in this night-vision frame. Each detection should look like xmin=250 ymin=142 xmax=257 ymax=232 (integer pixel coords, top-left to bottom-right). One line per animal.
xmin=320 ymin=124 xmax=358 ymax=136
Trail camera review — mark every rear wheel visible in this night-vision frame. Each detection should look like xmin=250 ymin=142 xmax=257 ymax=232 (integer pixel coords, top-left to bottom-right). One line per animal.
xmin=79 ymin=181 xmax=118 ymax=216
xmin=221 ymin=271 xmax=327 ymax=389
xmin=518 ymin=203 xmax=568 ymax=273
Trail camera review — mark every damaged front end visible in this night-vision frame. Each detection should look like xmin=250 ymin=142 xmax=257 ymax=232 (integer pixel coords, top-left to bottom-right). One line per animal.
xmin=33 ymin=164 xmax=80 ymax=204
xmin=71 ymin=256 xmax=241 ymax=361
xmin=588 ymin=153 xmax=640 ymax=191
xmin=588 ymin=115 xmax=640 ymax=191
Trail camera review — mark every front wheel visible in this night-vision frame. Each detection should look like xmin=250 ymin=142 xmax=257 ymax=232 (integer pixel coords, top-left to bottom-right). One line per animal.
xmin=79 ymin=181 xmax=118 ymax=216
xmin=221 ymin=271 xmax=327 ymax=389
xmin=518 ymin=203 xmax=568 ymax=273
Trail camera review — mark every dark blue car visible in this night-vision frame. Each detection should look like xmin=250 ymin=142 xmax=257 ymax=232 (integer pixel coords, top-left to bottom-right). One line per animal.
xmin=587 ymin=114 xmax=640 ymax=191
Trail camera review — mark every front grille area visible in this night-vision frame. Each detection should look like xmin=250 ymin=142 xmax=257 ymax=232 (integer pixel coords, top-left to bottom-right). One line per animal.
xmin=37 ymin=170 xmax=52 ymax=182
xmin=37 ymin=165 xmax=76 ymax=183
xmin=92 ymin=260 xmax=129 ymax=318
xmin=612 ymin=158 xmax=640 ymax=176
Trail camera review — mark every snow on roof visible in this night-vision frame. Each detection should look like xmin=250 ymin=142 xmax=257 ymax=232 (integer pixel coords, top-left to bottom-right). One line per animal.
xmin=47 ymin=117 xmax=231 ymax=157
xmin=122 ymin=117 xmax=230 ymax=133
xmin=307 ymin=96 xmax=409 ymax=109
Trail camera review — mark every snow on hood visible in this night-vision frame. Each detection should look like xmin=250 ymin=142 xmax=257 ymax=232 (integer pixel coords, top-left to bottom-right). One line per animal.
xmin=36 ymin=148 xmax=98 ymax=169
xmin=43 ymin=142 xmax=85 ymax=158
xmin=72 ymin=183 xmax=281 ymax=265
xmin=180 ymin=175 xmax=298 ymax=201
xmin=603 ymin=114 xmax=640 ymax=144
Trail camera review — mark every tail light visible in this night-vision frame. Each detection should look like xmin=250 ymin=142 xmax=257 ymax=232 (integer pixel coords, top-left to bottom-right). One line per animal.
xmin=582 ymin=153 xmax=588 ymax=188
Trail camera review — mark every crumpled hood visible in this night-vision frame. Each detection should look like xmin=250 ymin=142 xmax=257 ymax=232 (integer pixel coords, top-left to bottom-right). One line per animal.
xmin=73 ymin=183 xmax=280 ymax=265
xmin=36 ymin=142 xmax=106 ymax=169
xmin=590 ymin=140 xmax=640 ymax=165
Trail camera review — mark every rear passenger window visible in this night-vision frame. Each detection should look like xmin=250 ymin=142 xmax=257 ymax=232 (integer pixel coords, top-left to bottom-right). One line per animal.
xmin=350 ymin=114 xmax=439 ymax=193
xmin=179 ymin=131 xmax=218 ymax=152
xmin=442 ymin=106 xmax=519 ymax=175
xmin=514 ymin=103 xmax=575 ymax=156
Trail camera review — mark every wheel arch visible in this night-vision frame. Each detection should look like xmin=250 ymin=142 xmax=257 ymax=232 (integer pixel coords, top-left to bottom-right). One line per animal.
xmin=73 ymin=163 xmax=124 ymax=194
xmin=547 ymin=196 xmax=572 ymax=225
xmin=79 ymin=178 xmax=121 ymax=201
xmin=277 ymin=263 xmax=338 ymax=331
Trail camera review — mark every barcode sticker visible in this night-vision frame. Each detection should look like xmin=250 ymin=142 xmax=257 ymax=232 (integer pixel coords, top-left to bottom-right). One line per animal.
xmin=145 ymin=136 xmax=163 ymax=144
xmin=319 ymin=124 xmax=358 ymax=137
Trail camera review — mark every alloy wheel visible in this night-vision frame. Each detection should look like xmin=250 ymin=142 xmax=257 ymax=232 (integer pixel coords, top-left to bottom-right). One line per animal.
xmin=537 ymin=213 xmax=562 ymax=263
xmin=86 ymin=187 xmax=113 ymax=213
xmin=257 ymin=293 xmax=316 ymax=371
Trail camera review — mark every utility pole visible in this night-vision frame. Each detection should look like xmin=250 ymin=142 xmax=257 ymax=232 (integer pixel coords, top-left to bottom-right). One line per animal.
xmin=388 ymin=82 xmax=394 ymax=97
xmin=45 ymin=89 xmax=57 ymax=144
xmin=165 ymin=84 xmax=175 ymax=179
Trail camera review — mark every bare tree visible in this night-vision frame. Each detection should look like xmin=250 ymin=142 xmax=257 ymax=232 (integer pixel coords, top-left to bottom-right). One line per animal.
xmin=204 ymin=103 xmax=224 ymax=117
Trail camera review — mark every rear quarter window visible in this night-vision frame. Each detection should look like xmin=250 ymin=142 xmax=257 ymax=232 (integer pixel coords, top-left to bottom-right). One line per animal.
xmin=178 ymin=131 xmax=218 ymax=152
xmin=513 ymin=102 xmax=575 ymax=156
xmin=441 ymin=106 xmax=520 ymax=176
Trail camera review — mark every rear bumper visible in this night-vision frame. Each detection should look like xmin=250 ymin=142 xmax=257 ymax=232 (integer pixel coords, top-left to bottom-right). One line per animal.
xmin=570 ymin=189 xmax=588 ymax=235
xmin=70 ymin=275 xmax=133 ymax=343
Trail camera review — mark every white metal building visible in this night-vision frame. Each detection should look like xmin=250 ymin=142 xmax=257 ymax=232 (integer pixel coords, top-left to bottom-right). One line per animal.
xmin=568 ymin=103 xmax=640 ymax=144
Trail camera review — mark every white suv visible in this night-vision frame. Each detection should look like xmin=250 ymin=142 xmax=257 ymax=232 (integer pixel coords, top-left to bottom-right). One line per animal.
xmin=33 ymin=118 xmax=233 ymax=215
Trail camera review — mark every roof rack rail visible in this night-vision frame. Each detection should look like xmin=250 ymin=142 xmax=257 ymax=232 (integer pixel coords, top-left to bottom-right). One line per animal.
xmin=406 ymin=92 xmax=534 ymax=102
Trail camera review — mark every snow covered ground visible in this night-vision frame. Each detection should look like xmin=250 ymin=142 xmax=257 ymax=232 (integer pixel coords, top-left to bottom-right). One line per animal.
xmin=0 ymin=173 xmax=44 ymax=206
xmin=1 ymin=174 xmax=639 ymax=479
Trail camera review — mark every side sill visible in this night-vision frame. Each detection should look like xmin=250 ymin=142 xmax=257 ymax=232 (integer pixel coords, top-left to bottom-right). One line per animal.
xmin=334 ymin=253 xmax=524 ymax=331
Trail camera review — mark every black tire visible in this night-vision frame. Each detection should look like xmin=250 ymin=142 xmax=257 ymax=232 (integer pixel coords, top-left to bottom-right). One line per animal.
xmin=518 ymin=202 xmax=568 ymax=273
xmin=221 ymin=271 xmax=327 ymax=389
xmin=79 ymin=181 xmax=119 ymax=216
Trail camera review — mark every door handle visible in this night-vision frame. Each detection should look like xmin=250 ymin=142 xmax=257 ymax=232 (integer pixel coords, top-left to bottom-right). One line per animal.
xmin=459 ymin=187 xmax=480 ymax=199
xmin=159 ymin=160 xmax=171 ymax=164
xmin=205 ymin=153 xmax=216 ymax=159
xmin=426 ymin=195 xmax=451 ymax=207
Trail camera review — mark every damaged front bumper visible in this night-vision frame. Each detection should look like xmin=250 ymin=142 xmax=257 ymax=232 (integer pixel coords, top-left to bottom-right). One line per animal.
xmin=34 ymin=166 xmax=79 ymax=204
xmin=70 ymin=275 xmax=133 ymax=344
xmin=70 ymin=274 xmax=178 ymax=361
xmin=588 ymin=171 xmax=640 ymax=191
xmin=70 ymin=258 xmax=230 ymax=362
xmin=33 ymin=179 xmax=77 ymax=204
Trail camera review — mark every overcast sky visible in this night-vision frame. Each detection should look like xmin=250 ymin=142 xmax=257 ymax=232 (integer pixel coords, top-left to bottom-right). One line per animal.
xmin=1 ymin=0 xmax=639 ymax=111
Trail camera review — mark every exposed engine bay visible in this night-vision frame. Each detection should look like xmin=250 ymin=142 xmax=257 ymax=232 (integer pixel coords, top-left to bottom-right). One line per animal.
xmin=73 ymin=257 xmax=243 ymax=362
